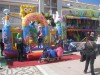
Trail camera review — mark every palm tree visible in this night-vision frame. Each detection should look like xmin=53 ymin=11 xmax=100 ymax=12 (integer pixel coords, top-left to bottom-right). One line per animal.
xmin=42 ymin=12 xmax=56 ymax=27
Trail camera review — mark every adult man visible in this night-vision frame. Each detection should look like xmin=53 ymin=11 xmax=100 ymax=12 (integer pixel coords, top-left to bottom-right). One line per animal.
xmin=56 ymin=35 xmax=63 ymax=48
xmin=0 ymin=39 xmax=4 ymax=56
xmin=84 ymin=37 xmax=97 ymax=75
xmin=17 ymin=37 xmax=24 ymax=61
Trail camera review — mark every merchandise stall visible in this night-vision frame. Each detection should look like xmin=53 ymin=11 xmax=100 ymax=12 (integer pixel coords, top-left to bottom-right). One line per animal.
xmin=62 ymin=8 xmax=100 ymax=42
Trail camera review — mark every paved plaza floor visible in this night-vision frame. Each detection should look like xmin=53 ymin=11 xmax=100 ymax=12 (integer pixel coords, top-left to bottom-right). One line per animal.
xmin=36 ymin=52 xmax=100 ymax=75
xmin=0 ymin=52 xmax=100 ymax=75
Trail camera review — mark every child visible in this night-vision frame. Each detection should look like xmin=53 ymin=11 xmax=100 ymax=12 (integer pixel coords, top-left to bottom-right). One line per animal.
xmin=56 ymin=44 xmax=64 ymax=60
xmin=56 ymin=35 xmax=63 ymax=48
xmin=38 ymin=48 xmax=49 ymax=63
xmin=48 ymin=45 xmax=57 ymax=58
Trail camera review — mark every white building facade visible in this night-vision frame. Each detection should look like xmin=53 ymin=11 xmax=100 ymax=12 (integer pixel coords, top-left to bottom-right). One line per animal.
xmin=0 ymin=0 xmax=100 ymax=29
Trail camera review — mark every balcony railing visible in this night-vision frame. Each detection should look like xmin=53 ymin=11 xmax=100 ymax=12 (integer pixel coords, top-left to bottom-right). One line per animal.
xmin=1 ymin=0 xmax=39 ymax=4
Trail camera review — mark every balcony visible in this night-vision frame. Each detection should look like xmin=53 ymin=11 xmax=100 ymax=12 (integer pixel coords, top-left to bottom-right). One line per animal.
xmin=0 ymin=0 xmax=39 ymax=5
xmin=1 ymin=0 xmax=38 ymax=2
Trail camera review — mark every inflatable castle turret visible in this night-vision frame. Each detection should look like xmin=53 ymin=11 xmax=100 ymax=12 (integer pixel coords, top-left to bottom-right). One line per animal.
xmin=2 ymin=9 xmax=12 ymax=52
xmin=53 ymin=11 xmax=62 ymax=36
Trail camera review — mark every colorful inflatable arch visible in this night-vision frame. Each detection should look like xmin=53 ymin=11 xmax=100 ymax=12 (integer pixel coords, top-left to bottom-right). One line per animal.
xmin=22 ymin=13 xmax=49 ymax=49
xmin=22 ymin=13 xmax=48 ymax=26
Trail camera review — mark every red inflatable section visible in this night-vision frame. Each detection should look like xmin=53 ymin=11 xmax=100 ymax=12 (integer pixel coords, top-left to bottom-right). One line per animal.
xmin=27 ymin=51 xmax=43 ymax=60
xmin=4 ymin=51 xmax=18 ymax=58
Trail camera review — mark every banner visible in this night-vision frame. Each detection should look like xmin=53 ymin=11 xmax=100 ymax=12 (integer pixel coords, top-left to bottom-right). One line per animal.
xmin=62 ymin=8 xmax=100 ymax=18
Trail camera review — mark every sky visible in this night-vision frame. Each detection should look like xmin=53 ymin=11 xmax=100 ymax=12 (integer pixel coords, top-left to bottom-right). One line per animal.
xmin=79 ymin=0 xmax=100 ymax=6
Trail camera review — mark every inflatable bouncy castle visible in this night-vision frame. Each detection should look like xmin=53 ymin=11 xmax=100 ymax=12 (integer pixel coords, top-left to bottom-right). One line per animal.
xmin=2 ymin=7 xmax=66 ymax=59
xmin=20 ymin=5 xmax=49 ymax=59
xmin=2 ymin=5 xmax=49 ymax=59
xmin=20 ymin=5 xmax=49 ymax=52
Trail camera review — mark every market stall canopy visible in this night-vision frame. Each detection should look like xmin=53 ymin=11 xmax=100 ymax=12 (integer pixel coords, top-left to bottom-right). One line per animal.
xmin=62 ymin=8 xmax=100 ymax=20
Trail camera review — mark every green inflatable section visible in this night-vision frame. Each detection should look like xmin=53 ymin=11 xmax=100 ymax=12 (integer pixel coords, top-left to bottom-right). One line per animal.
xmin=29 ymin=28 xmax=38 ymax=43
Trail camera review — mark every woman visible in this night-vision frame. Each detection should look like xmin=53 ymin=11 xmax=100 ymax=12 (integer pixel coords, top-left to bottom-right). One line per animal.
xmin=84 ymin=37 xmax=97 ymax=75
xmin=37 ymin=26 xmax=43 ymax=48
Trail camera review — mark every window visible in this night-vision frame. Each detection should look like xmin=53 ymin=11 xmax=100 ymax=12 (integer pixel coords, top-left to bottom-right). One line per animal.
xmin=14 ymin=9 xmax=20 ymax=12
xmin=44 ymin=0 xmax=50 ymax=6
xmin=0 ymin=7 xmax=5 ymax=12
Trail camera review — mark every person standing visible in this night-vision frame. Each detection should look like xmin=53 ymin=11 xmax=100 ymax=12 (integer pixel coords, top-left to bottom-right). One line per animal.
xmin=90 ymin=32 xmax=95 ymax=41
xmin=0 ymin=39 xmax=4 ymax=69
xmin=0 ymin=39 xmax=4 ymax=56
xmin=96 ymin=34 xmax=100 ymax=54
xmin=17 ymin=37 xmax=24 ymax=61
xmin=37 ymin=26 xmax=43 ymax=48
xmin=56 ymin=35 xmax=63 ymax=48
xmin=84 ymin=37 xmax=97 ymax=75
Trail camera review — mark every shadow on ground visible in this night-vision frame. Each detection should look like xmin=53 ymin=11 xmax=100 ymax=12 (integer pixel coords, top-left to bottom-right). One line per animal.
xmin=94 ymin=68 xmax=100 ymax=75
xmin=0 ymin=56 xmax=7 ymax=67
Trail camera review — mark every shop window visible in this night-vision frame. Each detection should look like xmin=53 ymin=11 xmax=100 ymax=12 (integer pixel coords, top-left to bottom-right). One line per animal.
xmin=44 ymin=0 xmax=50 ymax=6
xmin=14 ymin=9 xmax=20 ymax=13
xmin=0 ymin=7 xmax=5 ymax=12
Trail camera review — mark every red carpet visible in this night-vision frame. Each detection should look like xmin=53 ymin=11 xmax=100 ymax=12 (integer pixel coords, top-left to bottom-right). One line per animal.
xmin=7 ymin=54 xmax=80 ymax=68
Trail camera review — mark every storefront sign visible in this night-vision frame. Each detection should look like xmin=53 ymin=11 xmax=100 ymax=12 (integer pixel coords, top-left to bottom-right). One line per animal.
xmin=62 ymin=9 xmax=100 ymax=18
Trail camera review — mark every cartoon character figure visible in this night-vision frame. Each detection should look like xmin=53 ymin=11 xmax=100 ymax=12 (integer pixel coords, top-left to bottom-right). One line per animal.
xmin=20 ymin=5 xmax=37 ymax=51
xmin=2 ymin=9 xmax=12 ymax=50
xmin=20 ymin=5 xmax=35 ymax=18
xmin=53 ymin=11 xmax=62 ymax=35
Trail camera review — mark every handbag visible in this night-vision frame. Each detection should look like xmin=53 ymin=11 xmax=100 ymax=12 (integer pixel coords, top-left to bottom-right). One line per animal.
xmin=89 ymin=41 xmax=94 ymax=48
xmin=80 ymin=50 xmax=86 ymax=62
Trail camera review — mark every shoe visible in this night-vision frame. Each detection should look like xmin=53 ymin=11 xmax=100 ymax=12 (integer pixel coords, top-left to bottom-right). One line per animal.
xmin=91 ymin=74 xmax=95 ymax=75
xmin=84 ymin=70 xmax=87 ymax=74
xmin=0 ymin=67 xmax=3 ymax=70
xmin=91 ymin=73 xmax=95 ymax=75
xmin=1 ymin=54 xmax=3 ymax=56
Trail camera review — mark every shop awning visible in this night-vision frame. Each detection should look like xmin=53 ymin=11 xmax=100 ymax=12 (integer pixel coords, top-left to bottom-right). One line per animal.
xmin=62 ymin=8 xmax=100 ymax=20
xmin=67 ymin=29 xmax=94 ymax=31
xmin=65 ymin=16 xmax=99 ymax=20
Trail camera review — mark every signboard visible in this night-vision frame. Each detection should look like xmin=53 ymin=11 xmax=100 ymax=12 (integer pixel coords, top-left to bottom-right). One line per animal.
xmin=62 ymin=8 xmax=100 ymax=18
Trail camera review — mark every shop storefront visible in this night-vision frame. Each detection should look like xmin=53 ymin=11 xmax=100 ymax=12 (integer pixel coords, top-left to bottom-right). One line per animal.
xmin=62 ymin=8 xmax=100 ymax=42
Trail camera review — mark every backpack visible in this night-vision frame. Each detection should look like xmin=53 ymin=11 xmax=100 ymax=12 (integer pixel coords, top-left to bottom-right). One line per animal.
xmin=85 ymin=41 xmax=94 ymax=49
